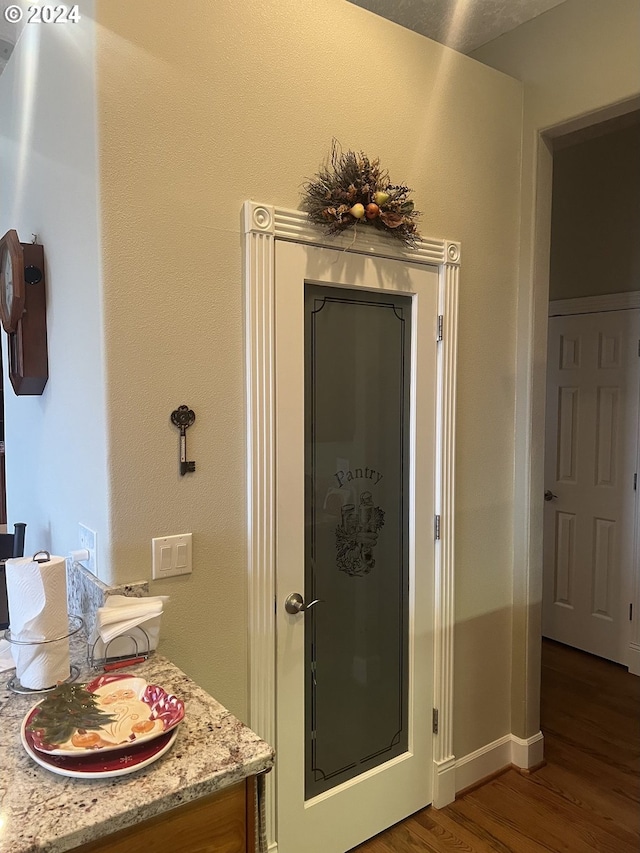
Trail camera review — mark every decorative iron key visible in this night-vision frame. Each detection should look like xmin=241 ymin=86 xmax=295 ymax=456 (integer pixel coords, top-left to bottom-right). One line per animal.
xmin=171 ymin=406 xmax=196 ymax=475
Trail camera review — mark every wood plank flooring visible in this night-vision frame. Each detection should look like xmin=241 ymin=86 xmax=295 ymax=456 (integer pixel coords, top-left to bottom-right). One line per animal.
xmin=351 ymin=639 xmax=640 ymax=853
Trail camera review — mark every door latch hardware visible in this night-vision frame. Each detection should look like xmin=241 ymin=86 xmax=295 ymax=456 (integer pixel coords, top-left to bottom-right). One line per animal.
xmin=284 ymin=592 xmax=324 ymax=614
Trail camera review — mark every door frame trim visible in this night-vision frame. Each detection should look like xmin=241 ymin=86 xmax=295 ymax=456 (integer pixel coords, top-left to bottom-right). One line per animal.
xmin=549 ymin=290 xmax=640 ymax=316
xmin=243 ymin=201 xmax=460 ymax=844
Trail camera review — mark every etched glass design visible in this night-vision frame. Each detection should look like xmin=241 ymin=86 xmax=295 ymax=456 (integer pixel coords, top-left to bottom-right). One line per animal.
xmin=305 ymin=284 xmax=411 ymax=799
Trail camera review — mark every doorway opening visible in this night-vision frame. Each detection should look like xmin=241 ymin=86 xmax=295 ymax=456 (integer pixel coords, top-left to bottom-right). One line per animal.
xmin=541 ymin=111 xmax=640 ymax=673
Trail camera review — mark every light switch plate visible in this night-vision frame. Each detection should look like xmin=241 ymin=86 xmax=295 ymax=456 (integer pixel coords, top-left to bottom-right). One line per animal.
xmin=152 ymin=533 xmax=192 ymax=579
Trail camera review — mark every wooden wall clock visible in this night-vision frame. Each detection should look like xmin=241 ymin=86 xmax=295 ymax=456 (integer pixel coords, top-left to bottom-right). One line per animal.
xmin=0 ymin=229 xmax=48 ymax=395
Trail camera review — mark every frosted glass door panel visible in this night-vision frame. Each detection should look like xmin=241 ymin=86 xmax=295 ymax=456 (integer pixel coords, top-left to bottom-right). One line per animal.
xmin=305 ymin=284 xmax=411 ymax=799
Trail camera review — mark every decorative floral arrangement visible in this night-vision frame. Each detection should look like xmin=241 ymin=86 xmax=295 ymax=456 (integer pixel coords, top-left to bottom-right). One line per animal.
xmin=301 ymin=141 xmax=420 ymax=247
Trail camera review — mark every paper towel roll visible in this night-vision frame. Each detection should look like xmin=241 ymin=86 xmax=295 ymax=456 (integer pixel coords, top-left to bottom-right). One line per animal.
xmin=5 ymin=554 xmax=71 ymax=689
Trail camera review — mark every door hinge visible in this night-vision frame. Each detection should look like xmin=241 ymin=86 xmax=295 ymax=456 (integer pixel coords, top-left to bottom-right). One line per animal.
xmin=630 ymin=603 xmax=633 ymax=621
xmin=634 ymin=472 xmax=637 ymax=491
xmin=434 ymin=515 xmax=441 ymax=540
xmin=437 ymin=315 xmax=444 ymax=342
xmin=432 ymin=708 xmax=439 ymax=734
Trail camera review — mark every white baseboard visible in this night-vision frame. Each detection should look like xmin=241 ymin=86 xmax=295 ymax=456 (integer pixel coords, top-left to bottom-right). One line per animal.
xmin=627 ymin=643 xmax=640 ymax=676
xmin=432 ymin=757 xmax=456 ymax=808
xmin=454 ymin=734 xmax=512 ymax=793
xmin=511 ymin=731 xmax=544 ymax=769
xmin=454 ymin=731 xmax=545 ymax=794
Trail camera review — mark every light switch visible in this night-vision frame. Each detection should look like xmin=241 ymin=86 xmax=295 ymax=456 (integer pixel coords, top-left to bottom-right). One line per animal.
xmin=151 ymin=533 xmax=193 ymax=579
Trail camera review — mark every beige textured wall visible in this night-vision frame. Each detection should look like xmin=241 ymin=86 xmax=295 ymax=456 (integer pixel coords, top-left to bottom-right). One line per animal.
xmin=472 ymin=0 xmax=640 ymax=739
xmin=550 ymin=122 xmax=640 ymax=300
xmin=95 ymin=0 xmax=522 ymax=751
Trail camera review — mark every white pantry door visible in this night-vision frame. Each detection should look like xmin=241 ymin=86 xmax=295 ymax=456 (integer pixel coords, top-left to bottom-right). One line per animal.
xmin=275 ymin=241 xmax=438 ymax=853
xmin=543 ymin=309 xmax=640 ymax=665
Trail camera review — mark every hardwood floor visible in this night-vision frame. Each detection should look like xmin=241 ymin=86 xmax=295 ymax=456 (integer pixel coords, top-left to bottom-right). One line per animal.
xmin=351 ymin=639 xmax=640 ymax=852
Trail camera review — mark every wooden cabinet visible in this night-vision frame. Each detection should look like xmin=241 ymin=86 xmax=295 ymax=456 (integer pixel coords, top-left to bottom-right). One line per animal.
xmin=74 ymin=776 xmax=256 ymax=853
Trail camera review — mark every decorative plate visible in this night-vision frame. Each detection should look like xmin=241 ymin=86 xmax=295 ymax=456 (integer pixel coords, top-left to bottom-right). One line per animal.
xmin=21 ymin=721 xmax=178 ymax=779
xmin=24 ymin=674 xmax=185 ymax=755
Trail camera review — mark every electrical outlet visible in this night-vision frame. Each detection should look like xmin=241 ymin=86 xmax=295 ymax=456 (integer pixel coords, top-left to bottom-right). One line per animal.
xmin=152 ymin=533 xmax=192 ymax=579
xmin=78 ymin=524 xmax=97 ymax=574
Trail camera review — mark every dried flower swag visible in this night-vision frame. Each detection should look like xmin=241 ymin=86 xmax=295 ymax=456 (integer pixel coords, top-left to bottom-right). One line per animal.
xmin=301 ymin=141 xmax=420 ymax=247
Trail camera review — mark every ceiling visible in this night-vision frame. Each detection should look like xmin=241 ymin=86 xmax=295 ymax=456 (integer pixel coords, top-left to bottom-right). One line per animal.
xmin=0 ymin=0 xmax=569 ymax=78
xmin=346 ymin=0 xmax=569 ymax=54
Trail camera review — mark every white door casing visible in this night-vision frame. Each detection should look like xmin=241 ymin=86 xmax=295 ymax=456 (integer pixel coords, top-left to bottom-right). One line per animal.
xmin=543 ymin=307 xmax=640 ymax=667
xmin=243 ymin=202 xmax=460 ymax=850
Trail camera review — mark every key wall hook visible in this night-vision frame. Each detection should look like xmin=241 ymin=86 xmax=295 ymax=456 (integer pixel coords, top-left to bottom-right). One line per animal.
xmin=171 ymin=405 xmax=196 ymax=475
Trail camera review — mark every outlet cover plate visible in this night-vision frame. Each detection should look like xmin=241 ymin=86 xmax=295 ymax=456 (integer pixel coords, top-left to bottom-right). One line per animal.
xmin=78 ymin=524 xmax=97 ymax=574
xmin=152 ymin=533 xmax=192 ymax=579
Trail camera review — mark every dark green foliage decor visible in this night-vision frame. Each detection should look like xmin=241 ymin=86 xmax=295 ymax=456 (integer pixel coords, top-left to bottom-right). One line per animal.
xmin=301 ymin=141 xmax=421 ymax=246
xmin=27 ymin=682 xmax=116 ymax=746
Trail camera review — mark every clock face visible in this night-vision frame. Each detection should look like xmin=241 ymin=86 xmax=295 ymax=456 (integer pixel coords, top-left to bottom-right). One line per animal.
xmin=0 ymin=229 xmax=25 ymax=333
xmin=2 ymin=246 xmax=13 ymax=316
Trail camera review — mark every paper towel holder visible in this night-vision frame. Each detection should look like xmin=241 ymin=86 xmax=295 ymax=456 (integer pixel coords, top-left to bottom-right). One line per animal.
xmin=3 ymin=615 xmax=84 ymax=695
xmin=33 ymin=550 xmax=51 ymax=563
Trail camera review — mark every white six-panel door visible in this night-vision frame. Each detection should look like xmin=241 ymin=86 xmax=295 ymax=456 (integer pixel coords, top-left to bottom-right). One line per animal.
xmin=543 ymin=309 xmax=640 ymax=666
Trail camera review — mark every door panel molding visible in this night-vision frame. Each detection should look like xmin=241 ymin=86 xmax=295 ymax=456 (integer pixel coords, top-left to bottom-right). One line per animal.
xmin=243 ymin=202 xmax=460 ymax=845
xmin=554 ymin=511 xmax=575 ymax=607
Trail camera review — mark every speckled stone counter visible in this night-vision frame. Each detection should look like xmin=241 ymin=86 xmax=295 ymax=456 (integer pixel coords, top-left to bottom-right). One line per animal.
xmin=0 ymin=645 xmax=274 ymax=853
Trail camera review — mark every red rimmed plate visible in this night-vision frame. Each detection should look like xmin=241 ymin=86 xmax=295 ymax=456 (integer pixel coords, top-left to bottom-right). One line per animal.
xmin=21 ymin=718 xmax=179 ymax=778
xmin=25 ymin=674 xmax=185 ymax=756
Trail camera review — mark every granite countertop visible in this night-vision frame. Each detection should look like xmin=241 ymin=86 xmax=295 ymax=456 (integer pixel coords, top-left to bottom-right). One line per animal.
xmin=0 ymin=642 xmax=274 ymax=853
